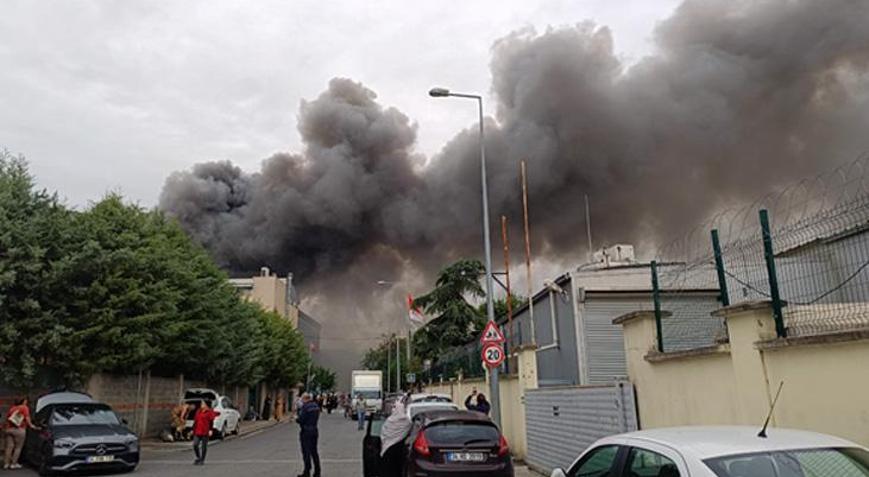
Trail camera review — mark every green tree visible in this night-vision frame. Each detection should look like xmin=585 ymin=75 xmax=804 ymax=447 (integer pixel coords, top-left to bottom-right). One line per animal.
xmin=411 ymin=259 xmax=487 ymax=363
xmin=0 ymin=152 xmax=312 ymax=390
xmin=307 ymin=365 xmax=336 ymax=392
xmin=0 ymin=150 xmax=78 ymax=388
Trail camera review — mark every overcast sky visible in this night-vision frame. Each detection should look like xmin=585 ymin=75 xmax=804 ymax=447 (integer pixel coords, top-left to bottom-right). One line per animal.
xmin=1 ymin=0 xmax=680 ymax=208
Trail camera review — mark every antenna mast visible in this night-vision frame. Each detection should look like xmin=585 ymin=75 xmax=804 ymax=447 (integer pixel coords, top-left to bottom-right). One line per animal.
xmin=585 ymin=194 xmax=593 ymax=263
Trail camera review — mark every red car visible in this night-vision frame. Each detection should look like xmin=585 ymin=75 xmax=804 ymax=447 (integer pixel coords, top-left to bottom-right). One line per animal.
xmin=363 ymin=410 xmax=513 ymax=477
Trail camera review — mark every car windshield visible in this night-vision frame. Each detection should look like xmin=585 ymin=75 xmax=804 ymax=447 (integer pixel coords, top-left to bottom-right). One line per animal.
xmin=704 ymin=447 xmax=869 ymax=477
xmin=51 ymin=405 xmax=120 ymax=426
xmin=409 ymin=404 xmax=458 ymax=418
xmin=425 ymin=421 xmax=499 ymax=446
xmin=356 ymin=390 xmax=381 ymax=399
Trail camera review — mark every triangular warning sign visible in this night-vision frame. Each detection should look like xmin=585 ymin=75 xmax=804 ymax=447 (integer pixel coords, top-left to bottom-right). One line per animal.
xmin=480 ymin=321 xmax=505 ymax=344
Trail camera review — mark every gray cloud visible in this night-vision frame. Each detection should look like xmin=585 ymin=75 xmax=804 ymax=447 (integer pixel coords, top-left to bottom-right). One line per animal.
xmin=159 ymin=0 xmax=869 ymax=381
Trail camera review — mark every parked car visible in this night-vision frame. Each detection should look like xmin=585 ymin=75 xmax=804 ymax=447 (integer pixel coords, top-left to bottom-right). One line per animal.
xmin=408 ymin=393 xmax=452 ymax=403
xmin=24 ymin=391 xmax=139 ymax=476
xmin=405 ymin=401 xmax=459 ymax=420
xmin=363 ymin=409 xmax=513 ymax=477
xmin=382 ymin=392 xmax=404 ymax=417
xmin=182 ymin=388 xmax=241 ymax=439
xmin=550 ymin=426 xmax=869 ymax=477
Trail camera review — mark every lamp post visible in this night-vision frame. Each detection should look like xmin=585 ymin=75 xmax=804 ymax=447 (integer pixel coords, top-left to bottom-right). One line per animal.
xmin=428 ymin=87 xmax=500 ymax=427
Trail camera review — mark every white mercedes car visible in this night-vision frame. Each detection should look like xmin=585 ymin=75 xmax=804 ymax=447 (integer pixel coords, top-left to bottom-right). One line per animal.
xmin=551 ymin=426 xmax=869 ymax=477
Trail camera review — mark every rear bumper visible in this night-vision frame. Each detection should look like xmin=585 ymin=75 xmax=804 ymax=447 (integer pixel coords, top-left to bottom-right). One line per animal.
xmin=45 ymin=451 xmax=139 ymax=473
xmin=407 ymin=459 xmax=513 ymax=477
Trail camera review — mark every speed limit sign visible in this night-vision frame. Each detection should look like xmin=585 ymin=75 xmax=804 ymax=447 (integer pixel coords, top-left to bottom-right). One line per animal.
xmin=481 ymin=342 xmax=505 ymax=369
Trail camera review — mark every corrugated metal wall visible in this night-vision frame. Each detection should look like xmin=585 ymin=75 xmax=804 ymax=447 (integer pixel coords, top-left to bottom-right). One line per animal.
xmin=525 ymin=382 xmax=638 ymax=474
xmin=582 ymin=299 xmax=637 ymax=384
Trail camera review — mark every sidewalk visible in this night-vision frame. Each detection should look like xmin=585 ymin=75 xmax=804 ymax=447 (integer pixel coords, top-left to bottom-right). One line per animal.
xmin=141 ymin=418 xmax=287 ymax=452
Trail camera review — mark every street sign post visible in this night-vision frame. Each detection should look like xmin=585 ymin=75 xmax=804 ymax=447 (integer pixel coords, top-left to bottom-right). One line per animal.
xmin=406 ymin=373 xmax=416 ymax=384
xmin=480 ymin=321 xmax=505 ymax=344
xmin=481 ymin=342 xmax=505 ymax=368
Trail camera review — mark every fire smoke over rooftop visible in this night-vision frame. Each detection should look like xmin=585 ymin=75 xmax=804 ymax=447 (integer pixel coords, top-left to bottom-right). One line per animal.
xmin=159 ymin=0 xmax=869 ymax=377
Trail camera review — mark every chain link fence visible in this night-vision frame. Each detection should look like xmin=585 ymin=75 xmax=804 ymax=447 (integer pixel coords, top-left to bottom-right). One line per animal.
xmin=420 ymin=341 xmax=485 ymax=383
xmin=653 ymin=154 xmax=869 ymax=350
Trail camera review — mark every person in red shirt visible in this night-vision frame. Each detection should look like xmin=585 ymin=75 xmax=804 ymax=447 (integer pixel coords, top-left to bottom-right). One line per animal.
xmin=4 ymin=397 xmax=37 ymax=470
xmin=192 ymin=400 xmax=220 ymax=465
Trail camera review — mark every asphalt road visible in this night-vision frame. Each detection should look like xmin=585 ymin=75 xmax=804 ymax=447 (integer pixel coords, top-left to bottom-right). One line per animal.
xmin=19 ymin=411 xmax=365 ymax=477
xmin=16 ymin=412 xmax=535 ymax=477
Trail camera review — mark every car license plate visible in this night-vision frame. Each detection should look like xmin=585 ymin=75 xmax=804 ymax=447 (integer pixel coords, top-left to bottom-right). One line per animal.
xmin=446 ymin=452 xmax=485 ymax=462
xmin=86 ymin=455 xmax=115 ymax=464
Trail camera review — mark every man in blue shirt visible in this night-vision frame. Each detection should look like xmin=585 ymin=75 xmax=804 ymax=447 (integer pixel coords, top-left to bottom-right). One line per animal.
xmin=296 ymin=393 xmax=321 ymax=477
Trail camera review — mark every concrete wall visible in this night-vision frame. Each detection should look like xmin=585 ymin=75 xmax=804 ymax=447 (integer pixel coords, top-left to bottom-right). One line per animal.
xmin=424 ymin=345 xmax=538 ymax=461
xmin=616 ymin=303 xmax=869 ymax=447
xmin=0 ymin=373 xmax=251 ymax=442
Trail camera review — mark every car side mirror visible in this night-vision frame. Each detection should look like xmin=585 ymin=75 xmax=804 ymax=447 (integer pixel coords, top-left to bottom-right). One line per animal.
xmin=550 ymin=468 xmax=567 ymax=477
xmin=121 ymin=418 xmax=129 ymax=426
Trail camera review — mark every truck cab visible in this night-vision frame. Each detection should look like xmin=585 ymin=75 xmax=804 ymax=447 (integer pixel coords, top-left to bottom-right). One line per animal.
xmin=351 ymin=370 xmax=384 ymax=418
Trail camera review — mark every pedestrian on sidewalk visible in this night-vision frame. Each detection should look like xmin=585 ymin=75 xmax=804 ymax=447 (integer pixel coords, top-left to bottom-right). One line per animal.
xmin=465 ymin=390 xmax=491 ymax=415
xmin=379 ymin=398 xmax=411 ymax=477
xmin=4 ymin=397 xmax=37 ymax=470
xmin=192 ymin=400 xmax=220 ymax=466
xmin=296 ymin=393 xmax=321 ymax=477
xmin=261 ymin=395 xmax=272 ymax=421
xmin=354 ymin=394 xmax=366 ymax=430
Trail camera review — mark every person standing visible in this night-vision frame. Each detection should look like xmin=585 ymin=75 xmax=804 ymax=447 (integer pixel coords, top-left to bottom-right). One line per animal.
xmin=4 ymin=397 xmax=37 ymax=470
xmin=354 ymin=394 xmax=366 ymax=430
xmin=464 ymin=390 xmax=491 ymax=415
xmin=296 ymin=393 xmax=321 ymax=477
xmin=192 ymin=401 xmax=220 ymax=465
xmin=379 ymin=398 xmax=412 ymax=477
xmin=261 ymin=395 xmax=272 ymax=421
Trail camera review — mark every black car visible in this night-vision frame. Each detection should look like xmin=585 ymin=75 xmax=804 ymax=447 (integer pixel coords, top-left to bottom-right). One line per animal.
xmin=363 ymin=410 xmax=513 ymax=477
xmin=24 ymin=392 xmax=140 ymax=476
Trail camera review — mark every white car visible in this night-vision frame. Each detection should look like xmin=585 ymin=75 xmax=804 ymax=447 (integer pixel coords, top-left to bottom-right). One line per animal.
xmin=408 ymin=393 xmax=453 ymax=403
xmin=182 ymin=388 xmax=241 ymax=439
xmin=405 ymin=401 xmax=459 ymax=420
xmin=551 ymin=426 xmax=869 ymax=477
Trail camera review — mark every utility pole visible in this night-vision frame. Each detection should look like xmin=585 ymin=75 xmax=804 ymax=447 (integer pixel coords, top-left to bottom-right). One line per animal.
xmin=521 ymin=160 xmax=536 ymax=344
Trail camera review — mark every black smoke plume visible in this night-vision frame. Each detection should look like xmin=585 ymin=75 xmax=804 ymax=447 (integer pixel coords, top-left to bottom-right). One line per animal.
xmin=160 ymin=0 xmax=869 ymax=379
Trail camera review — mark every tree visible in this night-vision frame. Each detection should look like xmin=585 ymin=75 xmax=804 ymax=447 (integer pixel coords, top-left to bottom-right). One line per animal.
xmin=307 ymin=365 xmax=336 ymax=393
xmin=0 ymin=150 xmax=78 ymax=388
xmin=0 ymin=152 xmax=312 ymax=390
xmin=411 ymin=259 xmax=487 ymax=363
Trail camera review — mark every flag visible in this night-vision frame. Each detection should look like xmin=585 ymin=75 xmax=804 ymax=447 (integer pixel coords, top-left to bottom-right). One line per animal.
xmin=407 ymin=294 xmax=426 ymax=325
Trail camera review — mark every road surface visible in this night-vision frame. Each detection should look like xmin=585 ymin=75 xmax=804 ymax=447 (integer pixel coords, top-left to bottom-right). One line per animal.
xmin=18 ymin=411 xmax=535 ymax=476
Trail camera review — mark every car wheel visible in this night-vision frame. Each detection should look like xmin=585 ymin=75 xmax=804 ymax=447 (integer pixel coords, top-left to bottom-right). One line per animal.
xmin=232 ymin=420 xmax=240 ymax=435
xmin=219 ymin=422 xmax=227 ymax=440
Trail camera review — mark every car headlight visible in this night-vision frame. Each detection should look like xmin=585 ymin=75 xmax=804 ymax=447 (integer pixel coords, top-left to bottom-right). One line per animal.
xmin=53 ymin=439 xmax=75 ymax=449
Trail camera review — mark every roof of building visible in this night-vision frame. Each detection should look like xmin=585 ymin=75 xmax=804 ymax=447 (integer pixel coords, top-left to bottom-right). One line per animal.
xmin=598 ymin=426 xmax=860 ymax=459
xmin=502 ymin=261 xmax=718 ymax=323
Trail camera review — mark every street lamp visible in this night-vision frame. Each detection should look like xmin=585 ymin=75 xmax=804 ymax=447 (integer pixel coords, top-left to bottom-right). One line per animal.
xmin=428 ymin=86 xmax=500 ymax=427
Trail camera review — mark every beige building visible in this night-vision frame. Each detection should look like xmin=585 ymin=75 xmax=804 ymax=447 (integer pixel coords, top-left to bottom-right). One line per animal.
xmin=230 ymin=267 xmax=299 ymax=328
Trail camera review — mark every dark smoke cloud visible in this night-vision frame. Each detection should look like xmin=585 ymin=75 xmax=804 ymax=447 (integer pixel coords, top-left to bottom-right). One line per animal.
xmin=160 ymin=0 xmax=869 ymax=381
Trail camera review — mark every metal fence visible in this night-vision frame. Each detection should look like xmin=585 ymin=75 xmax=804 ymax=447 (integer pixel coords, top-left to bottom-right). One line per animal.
xmin=653 ymin=154 xmax=869 ymax=350
xmin=525 ymin=382 xmax=638 ymax=474
xmin=420 ymin=341 xmax=485 ymax=382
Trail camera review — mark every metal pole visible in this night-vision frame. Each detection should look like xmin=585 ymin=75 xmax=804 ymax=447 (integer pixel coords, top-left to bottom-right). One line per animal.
xmin=585 ymin=194 xmax=593 ymax=263
xmin=476 ymin=97 xmax=500 ymax=428
xmin=711 ymin=229 xmax=730 ymax=307
xmin=501 ymin=215 xmax=513 ymax=354
xmin=759 ymin=209 xmax=787 ymax=338
xmin=396 ymin=334 xmax=401 ymax=392
xmin=387 ymin=338 xmax=391 ymax=392
xmin=520 ymin=160 xmax=536 ymax=345
xmin=651 ymin=260 xmax=664 ymax=352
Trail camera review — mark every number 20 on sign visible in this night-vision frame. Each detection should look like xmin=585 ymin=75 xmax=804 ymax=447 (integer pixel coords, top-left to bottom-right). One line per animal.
xmin=481 ymin=342 xmax=505 ymax=368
